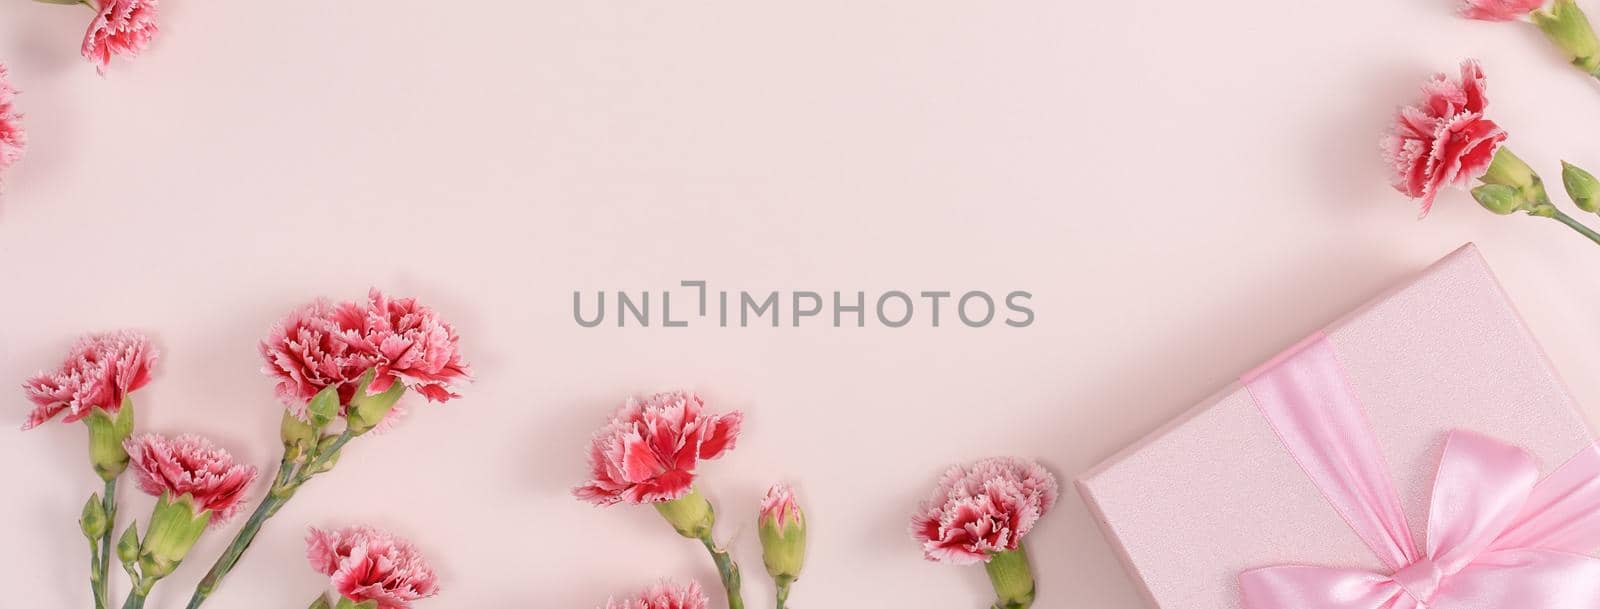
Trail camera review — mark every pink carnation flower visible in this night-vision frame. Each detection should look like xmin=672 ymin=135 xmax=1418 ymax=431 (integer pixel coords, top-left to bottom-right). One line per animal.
xmin=307 ymin=526 xmax=439 ymax=609
xmin=1461 ymin=0 xmax=1545 ymax=20
xmin=1381 ymin=59 xmax=1508 ymax=216
xmin=604 ymin=580 xmax=708 ymax=609
xmin=261 ymin=289 xmax=470 ymax=423
xmin=125 ymin=434 xmax=258 ymax=523
xmin=81 ymin=0 xmax=159 ymax=75
xmin=909 ymin=457 xmax=1059 ymax=566
xmin=0 ymin=64 xmax=22 ymax=183
xmin=573 ymin=391 xmax=743 ymax=506
xmin=759 ymin=482 xmax=802 ymax=528
xmin=21 ymin=330 xmax=157 ymax=430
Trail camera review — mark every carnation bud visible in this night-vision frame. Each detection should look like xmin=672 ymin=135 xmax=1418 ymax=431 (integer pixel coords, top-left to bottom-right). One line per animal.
xmin=654 ymin=487 xmax=716 ymax=539
xmin=79 ymin=494 xmax=108 ymax=540
xmin=138 ymin=493 xmax=211 ymax=580
xmin=117 ymin=524 xmax=141 ymax=567
xmin=758 ymin=483 xmax=807 ymax=583
xmin=1472 ymin=184 xmax=1522 ymax=215
xmin=985 ymin=545 xmax=1038 ymax=609
xmin=306 ymin=385 xmax=340 ymax=428
xmin=1563 ymin=161 xmax=1600 ymax=212
xmin=346 ymin=370 xmax=406 ymax=435
xmin=1536 ymin=0 xmax=1600 ymax=74
xmin=84 ymin=398 xmax=135 ymax=481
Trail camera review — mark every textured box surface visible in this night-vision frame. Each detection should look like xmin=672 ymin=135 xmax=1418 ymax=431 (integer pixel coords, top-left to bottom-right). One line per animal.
xmin=1076 ymin=244 xmax=1594 ymax=609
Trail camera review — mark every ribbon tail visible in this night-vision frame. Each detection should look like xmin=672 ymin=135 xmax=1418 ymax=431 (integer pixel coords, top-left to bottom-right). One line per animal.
xmin=1240 ymin=565 xmax=1410 ymax=609
xmin=1431 ymin=549 xmax=1600 ymax=609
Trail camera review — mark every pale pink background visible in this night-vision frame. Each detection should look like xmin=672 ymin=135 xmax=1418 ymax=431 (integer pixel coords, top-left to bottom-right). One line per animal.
xmin=3 ymin=1 xmax=1600 ymax=608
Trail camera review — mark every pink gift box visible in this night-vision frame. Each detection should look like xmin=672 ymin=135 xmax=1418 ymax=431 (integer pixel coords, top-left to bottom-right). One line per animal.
xmin=1076 ymin=244 xmax=1596 ymax=609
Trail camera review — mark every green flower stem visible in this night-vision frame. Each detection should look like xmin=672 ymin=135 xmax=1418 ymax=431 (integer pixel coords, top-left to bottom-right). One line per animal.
xmin=184 ymin=431 xmax=354 ymax=609
xmin=93 ymin=479 xmax=117 ymax=609
xmin=119 ymin=589 xmax=146 ymax=609
xmin=1546 ymin=207 xmax=1600 ymax=245
xmin=775 ymin=577 xmax=792 ymax=609
xmin=985 ymin=544 xmax=1037 ymax=609
xmin=698 ymin=534 xmax=744 ymax=609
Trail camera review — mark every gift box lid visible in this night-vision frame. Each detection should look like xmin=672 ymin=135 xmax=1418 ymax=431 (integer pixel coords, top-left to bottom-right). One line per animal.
xmin=1076 ymin=243 xmax=1594 ymax=609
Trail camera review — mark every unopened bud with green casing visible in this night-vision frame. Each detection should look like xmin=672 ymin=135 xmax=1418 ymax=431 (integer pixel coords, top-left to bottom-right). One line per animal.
xmin=117 ymin=524 xmax=141 ymax=567
xmin=346 ymin=370 xmax=406 ymax=435
xmin=1563 ymin=161 xmax=1600 ymax=212
xmin=138 ymin=493 xmax=211 ymax=581
xmin=84 ymin=398 xmax=136 ymax=481
xmin=1472 ymin=184 xmax=1522 ymax=215
xmin=80 ymin=493 xmax=109 ymax=540
xmin=1536 ymin=0 xmax=1600 ymax=75
xmin=654 ymin=487 xmax=715 ymax=539
xmin=757 ymin=483 xmax=806 ymax=583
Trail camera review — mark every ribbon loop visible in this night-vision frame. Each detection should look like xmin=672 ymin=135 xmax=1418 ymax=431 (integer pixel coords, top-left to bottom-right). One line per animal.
xmin=1239 ymin=332 xmax=1600 ymax=609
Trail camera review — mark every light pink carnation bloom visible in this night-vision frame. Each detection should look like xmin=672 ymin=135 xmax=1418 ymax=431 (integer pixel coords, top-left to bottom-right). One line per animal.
xmin=306 ymin=526 xmax=439 ymax=609
xmin=81 ymin=0 xmax=159 ymax=75
xmin=604 ymin=580 xmax=708 ymax=609
xmin=125 ymin=434 xmax=258 ymax=523
xmin=1381 ymin=59 xmax=1507 ymax=217
xmin=574 ymin=391 xmax=743 ymax=506
xmin=1461 ymin=0 xmax=1545 ymax=20
xmin=260 ymin=289 xmax=469 ymax=423
xmin=21 ymin=330 xmax=157 ymax=430
xmin=760 ymin=482 xmax=802 ymax=527
xmin=909 ymin=457 xmax=1058 ymax=565
xmin=0 ymin=64 xmax=23 ymax=182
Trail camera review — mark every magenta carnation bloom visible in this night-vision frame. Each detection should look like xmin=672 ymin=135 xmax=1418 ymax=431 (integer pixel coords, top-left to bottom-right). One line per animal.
xmin=1461 ymin=0 xmax=1545 ymax=20
xmin=81 ymin=0 xmax=158 ymax=74
xmin=125 ymin=434 xmax=258 ymax=523
xmin=307 ymin=526 xmax=439 ymax=609
xmin=0 ymin=64 xmax=22 ymax=183
xmin=605 ymin=580 xmax=708 ymax=609
xmin=910 ymin=457 xmax=1058 ymax=565
xmin=1381 ymin=59 xmax=1507 ymax=216
xmin=261 ymin=289 xmax=470 ymax=423
xmin=333 ymin=289 xmax=471 ymax=402
xmin=573 ymin=391 xmax=743 ymax=506
xmin=22 ymin=330 xmax=157 ymax=430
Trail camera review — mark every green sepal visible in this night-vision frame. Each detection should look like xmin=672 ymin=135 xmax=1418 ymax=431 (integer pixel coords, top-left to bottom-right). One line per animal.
xmin=307 ymin=594 xmax=332 ymax=609
xmin=1536 ymin=0 xmax=1600 ymax=74
xmin=281 ymin=410 xmax=319 ymax=461
xmin=307 ymin=385 xmax=341 ymax=428
xmin=84 ymin=398 xmax=135 ymax=481
xmin=346 ymin=370 xmax=405 ymax=435
xmin=335 ymin=597 xmax=379 ymax=609
xmin=654 ymin=487 xmax=715 ymax=539
xmin=138 ymin=493 xmax=210 ymax=580
xmin=304 ymin=434 xmax=344 ymax=475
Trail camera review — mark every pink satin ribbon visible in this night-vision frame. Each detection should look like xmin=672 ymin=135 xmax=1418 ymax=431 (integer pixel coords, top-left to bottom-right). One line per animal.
xmin=1239 ymin=332 xmax=1600 ymax=609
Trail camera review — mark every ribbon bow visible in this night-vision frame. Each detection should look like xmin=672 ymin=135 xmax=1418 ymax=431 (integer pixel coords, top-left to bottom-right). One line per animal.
xmin=1238 ymin=333 xmax=1600 ymax=609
